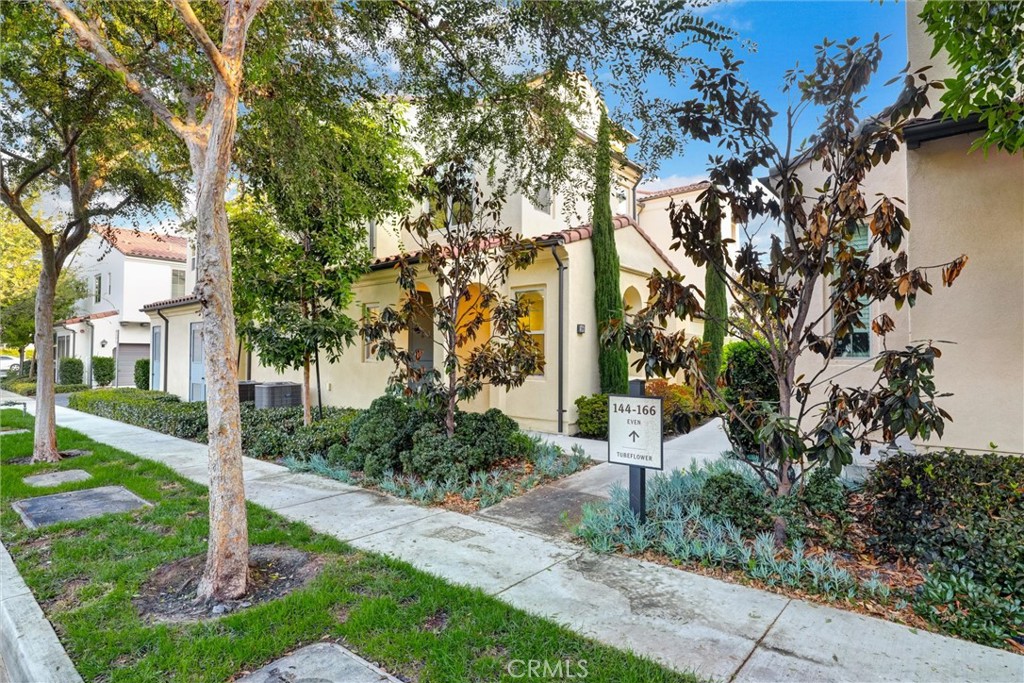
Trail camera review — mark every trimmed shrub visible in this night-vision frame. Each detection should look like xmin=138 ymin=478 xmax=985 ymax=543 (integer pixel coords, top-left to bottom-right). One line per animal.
xmin=697 ymin=469 xmax=770 ymax=533
xmin=722 ymin=340 xmax=778 ymax=456
xmin=59 ymin=357 xmax=84 ymax=385
xmin=91 ymin=356 xmax=114 ymax=386
xmin=347 ymin=394 xmax=415 ymax=479
xmin=401 ymin=423 xmax=475 ymax=484
xmin=575 ymin=393 xmax=609 ymax=438
xmin=4 ymin=380 xmax=36 ymax=396
xmin=455 ymin=408 xmax=519 ymax=461
xmin=134 ymin=359 xmax=150 ymax=390
xmin=56 ymin=384 xmax=89 ymax=394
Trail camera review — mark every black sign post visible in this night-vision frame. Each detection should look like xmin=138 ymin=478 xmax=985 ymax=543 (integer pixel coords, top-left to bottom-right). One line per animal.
xmin=627 ymin=380 xmax=647 ymax=521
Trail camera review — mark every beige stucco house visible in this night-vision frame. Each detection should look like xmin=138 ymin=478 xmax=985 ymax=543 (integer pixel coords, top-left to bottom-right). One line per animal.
xmin=781 ymin=5 xmax=1024 ymax=455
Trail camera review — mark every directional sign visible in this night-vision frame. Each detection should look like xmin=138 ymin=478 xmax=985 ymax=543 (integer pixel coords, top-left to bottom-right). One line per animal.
xmin=607 ymin=394 xmax=663 ymax=470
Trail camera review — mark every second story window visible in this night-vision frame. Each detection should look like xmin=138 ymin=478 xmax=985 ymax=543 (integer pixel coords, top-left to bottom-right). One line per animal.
xmin=531 ymin=185 xmax=554 ymax=216
xmin=94 ymin=274 xmax=102 ymax=303
xmin=171 ymin=269 xmax=186 ymax=298
xmin=834 ymin=225 xmax=871 ymax=359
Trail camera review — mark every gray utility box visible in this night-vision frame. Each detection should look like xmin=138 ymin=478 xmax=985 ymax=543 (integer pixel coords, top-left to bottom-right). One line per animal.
xmin=255 ymin=381 xmax=302 ymax=408
xmin=238 ymin=380 xmax=262 ymax=403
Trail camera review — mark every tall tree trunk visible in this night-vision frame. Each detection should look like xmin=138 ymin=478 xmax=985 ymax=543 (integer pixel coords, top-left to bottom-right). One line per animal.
xmin=31 ymin=244 xmax=59 ymax=463
xmin=193 ymin=76 xmax=249 ymax=603
xmin=302 ymin=353 xmax=312 ymax=426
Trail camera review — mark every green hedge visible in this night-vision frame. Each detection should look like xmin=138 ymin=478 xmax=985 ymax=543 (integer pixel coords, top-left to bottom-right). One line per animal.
xmin=867 ymin=449 xmax=1024 ymax=647
xmin=59 ymin=357 xmax=84 ymax=385
xmin=0 ymin=381 xmax=88 ymax=397
xmin=134 ymin=359 xmax=150 ymax=390
xmin=67 ymin=388 xmax=359 ymax=460
xmin=92 ymin=356 xmax=115 ymax=387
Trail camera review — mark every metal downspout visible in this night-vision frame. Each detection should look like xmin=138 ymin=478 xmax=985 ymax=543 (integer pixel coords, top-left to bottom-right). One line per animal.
xmin=551 ymin=245 xmax=567 ymax=434
xmin=157 ymin=309 xmax=170 ymax=392
xmin=84 ymin=318 xmax=95 ymax=387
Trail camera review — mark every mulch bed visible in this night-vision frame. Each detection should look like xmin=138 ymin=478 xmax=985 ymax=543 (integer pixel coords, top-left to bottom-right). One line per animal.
xmin=134 ymin=545 xmax=326 ymax=623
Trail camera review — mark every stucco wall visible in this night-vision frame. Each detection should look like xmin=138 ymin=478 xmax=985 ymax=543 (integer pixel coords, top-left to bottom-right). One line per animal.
xmin=905 ymin=136 xmax=1024 ymax=453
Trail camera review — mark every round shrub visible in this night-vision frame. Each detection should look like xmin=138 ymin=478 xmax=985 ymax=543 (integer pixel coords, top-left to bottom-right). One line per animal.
xmin=134 ymin=358 xmax=150 ymax=389
xmin=59 ymin=357 xmax=84 ymax=385
xmin=91 ymin=356 xmax=115 ymax=386
xmin=455 ymin=408 xmax=519 ymax=461
xmin=722 ymin=340 xmax=778 ymax=403
xmin=574 ymin=393 xmax=609 ymax=438
xmin=645 ymin=380 xmax=698 ymax=434
xmin=697 ymin=470 xmax=770 ymax=533
xmin=347 ymin=394 xmax=414 ymax=479
xmin=401 ymin=423 xmax=473 ymax=484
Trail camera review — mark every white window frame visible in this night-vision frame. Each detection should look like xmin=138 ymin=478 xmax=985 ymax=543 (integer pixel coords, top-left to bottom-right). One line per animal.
xmin=515 ymin=288 xmax=546 ymax=377
xmin=94 ymin=274 xmax=102 ymax=303
xmin=171 ymin=269 xmax=186 ymax=298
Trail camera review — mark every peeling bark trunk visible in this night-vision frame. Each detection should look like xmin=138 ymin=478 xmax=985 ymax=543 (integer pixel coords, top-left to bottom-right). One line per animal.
xmin=192 ymin=74 xmax=249 ymax=603
xmin=31 ymin=244 xmax=60 ymax=463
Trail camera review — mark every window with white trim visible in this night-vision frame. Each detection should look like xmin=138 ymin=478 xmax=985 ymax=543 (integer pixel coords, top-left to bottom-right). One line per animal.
xmin=171 ymin=269 xmax=186 ymax=297
xmin=515 ymin=289 xmax=545 ymax=374
xmin=362 ymin=303 xmax=380 ymax=361
xmin=834 ymin=225 xmax=871 ymax=358
xmin=94 ymin=274 xmax=102 ymax=303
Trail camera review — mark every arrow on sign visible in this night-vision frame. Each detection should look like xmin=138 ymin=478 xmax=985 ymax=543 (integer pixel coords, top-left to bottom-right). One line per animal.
xmin=629 ymin=430 xmax=639 ymax=442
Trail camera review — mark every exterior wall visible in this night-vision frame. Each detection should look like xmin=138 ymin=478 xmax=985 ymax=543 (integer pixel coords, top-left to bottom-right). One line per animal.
xmin=787 ymin=7 xmax=1024 ymax=454
xmin=146 ymin=305 xmax=203 ymax=400
xmin=905 ymin=136 xmax=1024 ymax=453
xmin=122 ymin=257 xmax=183 ymax=324
xmin=71 ymin=232 xmax=126 ymax=318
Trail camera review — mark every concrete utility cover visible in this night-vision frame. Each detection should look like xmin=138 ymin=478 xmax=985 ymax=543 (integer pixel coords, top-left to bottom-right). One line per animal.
xmin=11 ymin=485 xmax=151 ymax=529
xmin=238 ymin=643 xmax=399 ymax=683
xmin=23 ymin=469 xmax=93 ymax=488
xmin=0 ymin=429 xmax=29 ymax=435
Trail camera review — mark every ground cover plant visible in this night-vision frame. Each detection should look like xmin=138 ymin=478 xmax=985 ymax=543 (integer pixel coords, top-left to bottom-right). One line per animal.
xmin=574 ymin=455 xmax=1024 ymax=652
xmin=67 ymin=389 xmax=590 ymax=512
xmin=0 ymin=409 xmax=695 ymax=683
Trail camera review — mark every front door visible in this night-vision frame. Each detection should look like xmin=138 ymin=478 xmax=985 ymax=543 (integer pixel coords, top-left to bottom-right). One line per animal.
xmin=189 ymin=322 xmax=206 ymax=402
xmin=408 ymin=291 xmax=434 ymax=389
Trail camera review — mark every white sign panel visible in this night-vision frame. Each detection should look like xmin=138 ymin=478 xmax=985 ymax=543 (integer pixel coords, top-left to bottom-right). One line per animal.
xmin=607 ymin=395 xmax=663 ymax=470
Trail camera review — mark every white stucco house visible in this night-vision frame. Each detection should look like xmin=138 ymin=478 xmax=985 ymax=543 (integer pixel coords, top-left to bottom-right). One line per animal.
xmin=57 ymin=227 xmax=188 ymax=387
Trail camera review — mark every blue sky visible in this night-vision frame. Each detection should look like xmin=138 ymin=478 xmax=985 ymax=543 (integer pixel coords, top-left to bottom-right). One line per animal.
xmin=637 ymin=0 xmax=910 ymax=189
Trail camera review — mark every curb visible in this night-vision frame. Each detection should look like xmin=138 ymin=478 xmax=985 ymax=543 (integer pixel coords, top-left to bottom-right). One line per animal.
xmin=0 ymin=542 xmax=83 ymax=683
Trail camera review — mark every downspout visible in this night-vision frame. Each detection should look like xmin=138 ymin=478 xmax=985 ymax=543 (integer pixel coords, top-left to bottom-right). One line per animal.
xmin=551 ymin=245 xmax=567 ymax=434
xmin=631 ymin=174 xmax=642 ymax=221
xmin=84 ymin=318 xmax=95 ymax=387
xmin=157 ymin=309 xmax=170 ymax=392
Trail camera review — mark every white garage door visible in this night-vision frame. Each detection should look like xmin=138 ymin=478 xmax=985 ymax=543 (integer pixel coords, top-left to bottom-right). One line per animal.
xmin=116 ymin=343 xmax=149 ymax=388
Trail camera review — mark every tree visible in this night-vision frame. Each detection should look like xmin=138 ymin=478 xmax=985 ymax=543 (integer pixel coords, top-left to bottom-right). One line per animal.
xmin=919 ymin=1 xmax=1024 ymax=153
xmin=363 ymin=161 xmax=543 ymax=437
xmin=1 ymin=274 xmax=86 ymax=370
xmin=44 ymin=0 xmax=745 ymax=601
xmin=610 ymin=38 xmax=967 ymax=543
xmin=700 ymin=193 xmax=729 ymax=386
xmin=591 ymin=111 xmax=629 ymax=395
xmin=0 ymin=207 xmax=40 ymax=307
xmin=232 ymin=102 xmax=412 ymax=425
xmin=1 ymin=3 xmax=183 ymax=463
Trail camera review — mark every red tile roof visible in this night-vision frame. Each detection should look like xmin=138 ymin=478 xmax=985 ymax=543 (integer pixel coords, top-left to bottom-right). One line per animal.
xmin=95 ymin=227 xmax=188 ymax=262
xmin=370 ymin=214 xmax=679 ymax=275
xmin=62 ymin=310 xmax=119 ymax=325
xmin=637 ymin=180 xmax=710 ymax=202
xmin=140 ymin=294 xmax=201 ymax=312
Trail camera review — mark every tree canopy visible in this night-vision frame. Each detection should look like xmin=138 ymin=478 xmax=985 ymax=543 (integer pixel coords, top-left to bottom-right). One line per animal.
xmin=920 ymin=1 xmax=1024 ymax=153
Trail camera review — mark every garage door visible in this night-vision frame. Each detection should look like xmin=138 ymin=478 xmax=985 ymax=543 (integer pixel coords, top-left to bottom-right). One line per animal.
xmin=115 ymin=343 xmax=149 ymax=388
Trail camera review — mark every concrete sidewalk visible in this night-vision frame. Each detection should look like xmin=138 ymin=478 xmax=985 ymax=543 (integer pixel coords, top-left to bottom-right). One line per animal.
xmin=5 ymin=392 xmax=1019 ymax=682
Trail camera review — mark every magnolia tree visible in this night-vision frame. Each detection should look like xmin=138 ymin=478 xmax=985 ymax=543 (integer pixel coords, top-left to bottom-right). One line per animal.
xmin=363 ymin=162 xmax=543 ymax=436
xmin=609 ymin=38 xmax=968 ymax=542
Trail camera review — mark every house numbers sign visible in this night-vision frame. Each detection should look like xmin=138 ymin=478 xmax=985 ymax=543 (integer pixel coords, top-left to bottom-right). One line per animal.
xmin=607 ymin=395 xmax=664 ymax=470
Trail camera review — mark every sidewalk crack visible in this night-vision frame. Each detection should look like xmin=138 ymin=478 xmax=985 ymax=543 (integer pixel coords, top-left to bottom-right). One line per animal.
xmin=490 ymin=550 xmax=582 ymax=597
xmin=728 ymin=599 xmax=790 ymax=683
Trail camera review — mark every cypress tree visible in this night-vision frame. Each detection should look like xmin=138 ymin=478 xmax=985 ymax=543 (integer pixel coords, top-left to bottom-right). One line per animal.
xmin=702 ymin=242 xmax=728 ymax=385
xmin=591 ymin=110 xmax=629 ymax=395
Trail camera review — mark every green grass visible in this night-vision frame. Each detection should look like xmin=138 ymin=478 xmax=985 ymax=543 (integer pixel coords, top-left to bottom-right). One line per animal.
xmin=0 ymin=410 xmax=696 ymax=683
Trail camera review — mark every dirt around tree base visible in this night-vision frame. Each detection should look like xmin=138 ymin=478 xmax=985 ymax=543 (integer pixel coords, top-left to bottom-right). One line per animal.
xmin=7 ymin=449 xmax=93 ymax=465
xmin=135 ymin=545 xmax=325 ymax=623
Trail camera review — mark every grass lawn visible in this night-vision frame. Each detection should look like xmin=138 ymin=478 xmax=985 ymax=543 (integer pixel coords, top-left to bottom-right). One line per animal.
xmin=0 ymin=409 xmax=697 ymax=682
